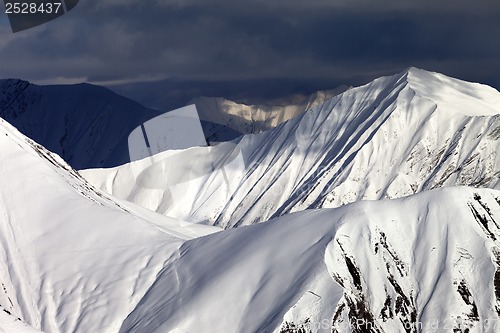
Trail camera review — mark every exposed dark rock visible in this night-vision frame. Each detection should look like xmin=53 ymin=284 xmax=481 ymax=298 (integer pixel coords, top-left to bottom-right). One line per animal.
xmin=468 ymin=202 xmax=496 ymax=240
xmin=456 ymin=279 xmax=479 ymax=321
xmin=380 ymin=294 xmax=393 ymax=321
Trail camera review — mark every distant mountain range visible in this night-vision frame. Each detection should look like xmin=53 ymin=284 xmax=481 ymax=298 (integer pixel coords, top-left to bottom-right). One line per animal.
xmin=191 ymin=85 xmax=349 ymax=134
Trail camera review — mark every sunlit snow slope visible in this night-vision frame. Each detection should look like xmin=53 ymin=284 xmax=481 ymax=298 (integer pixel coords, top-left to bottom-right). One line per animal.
xmin=83 ymin=68 xmax=500 ymax=228
xmin=0 ymin=116 xmax=218 ymax=333
xmin=120 ymin=187 xmax=500 ymax=333
xmin=1 ymin=113 xmax=500 ymax=333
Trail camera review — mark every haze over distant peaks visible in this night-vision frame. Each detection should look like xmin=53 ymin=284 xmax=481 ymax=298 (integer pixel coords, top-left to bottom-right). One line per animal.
xmin=191 ymin=85 xmax=350 ymax=134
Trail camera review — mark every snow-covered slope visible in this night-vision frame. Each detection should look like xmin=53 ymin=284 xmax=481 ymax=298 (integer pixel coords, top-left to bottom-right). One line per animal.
xmin=191 ymin=86 xmax=349 ymax=134
xmin=0 ymin=80 xmax=241 ymax=169
xmin=0 ymin=116 xmax=218 ymax=333
xmin=121 ymin=187 xmax=500 ymax=333
xmin=2 ymin=107 xmax=500 ymax=332
xmin=83 ymin=68 xmax=500 ymax=228
xmin=0 ymin=311 xmax=45 ymax=333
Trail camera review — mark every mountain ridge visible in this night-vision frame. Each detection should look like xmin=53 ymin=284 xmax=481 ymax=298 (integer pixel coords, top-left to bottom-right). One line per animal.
xmin=0 ymin=111 xmax=218 ymax=333
xmin=0 ymin=68 xmax=500 ymax=333
xmin=404 ymin=67 xmax=500 ymax=116
xmin=119 ymin=186 xmax=500 ymax=333
xmin=82 ymin=68 xmax=500 ymax=228
xmin=3 ymin=116 xmax=500 ymax=332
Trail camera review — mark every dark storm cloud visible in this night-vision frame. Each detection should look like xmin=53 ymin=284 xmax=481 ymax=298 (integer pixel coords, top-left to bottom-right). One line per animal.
xmin=0 ymin=0 xmax=499 ymax=109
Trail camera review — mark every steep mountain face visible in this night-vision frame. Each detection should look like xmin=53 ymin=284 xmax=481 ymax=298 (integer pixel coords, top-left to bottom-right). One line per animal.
xmin=82 ymin=68 xmax=500 ymax=228
xmin=2 ymin=110 xmax=500 ymax=333
xmin=119 ymin=187 xmax=500 ymax=333
xmin=1 ymin=68 xmax=500 ymax=333
xmin=191 ymin=86 xmax=349 ymax=134
xmin=0 ymin=79 xmax=241 ymax=169
xmin=0 ymin=115 xmax=218 ymax=333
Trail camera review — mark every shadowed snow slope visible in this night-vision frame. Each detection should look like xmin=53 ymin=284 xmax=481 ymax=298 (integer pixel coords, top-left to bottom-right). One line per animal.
xmin=120 ymin=187 xmax=500 ymax=333
xmin=0 ymin=79 xmax=160 ymax=169
xmin=0 ymin=116 xmax=218 ymax=333
xmin=82 ymin=68 xmax=500 ymax=227
xmin=0 ymin=80 xmax=241 ymax=169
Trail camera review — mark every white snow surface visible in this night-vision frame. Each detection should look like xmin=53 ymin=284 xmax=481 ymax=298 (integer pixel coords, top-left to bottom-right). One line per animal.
xmin=1 ymin=68 xmax=500 ymax=333
xmin=0 ymin=116 xmax=218 ymax=333
xmin=82 ymin=68 xmax=500 ymax=228
xmin=0 ymin=310 xmax=45 ymax=333
xmin=112 ymin=187 xmax=500 ymax=333
xmin=0 ymin=77 xmax=500 ymax=332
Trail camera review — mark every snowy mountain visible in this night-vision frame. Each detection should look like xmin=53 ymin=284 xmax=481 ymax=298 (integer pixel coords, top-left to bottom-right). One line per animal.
xmin=121 ymin=186 xmax=500 ymax=333
xmin=0 ymin=79 xmax=346 ymax=171
xmin=0 ymin=79 xmax=241 ymax=170
xmin=82 ymin=68 xmax=500 ymax=228
xmin=1 ymin=68 xmax=500 ymax=333
xmin=1 ymin=115 xmax=500 ymax=332
xmin=191 ymin=86 xmax=349 ymax=134
xmin=0 ymin=114 xmax=218 ymax=333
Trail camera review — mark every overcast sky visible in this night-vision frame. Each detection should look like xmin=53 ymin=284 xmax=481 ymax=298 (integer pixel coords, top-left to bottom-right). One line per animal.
xmin=1 ymin=0 xmax=499 ymax=110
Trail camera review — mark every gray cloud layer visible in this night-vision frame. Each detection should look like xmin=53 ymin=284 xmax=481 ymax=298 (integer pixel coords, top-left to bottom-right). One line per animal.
xmin=1 ymin=0 xmax=499 ymax=109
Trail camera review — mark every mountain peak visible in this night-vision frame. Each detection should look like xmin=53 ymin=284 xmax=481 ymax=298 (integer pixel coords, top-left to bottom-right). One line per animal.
xmin=396 ymin=67 xmax=500 ymax=116
xmin=83 ymin=68 xmax=500 ymax=228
